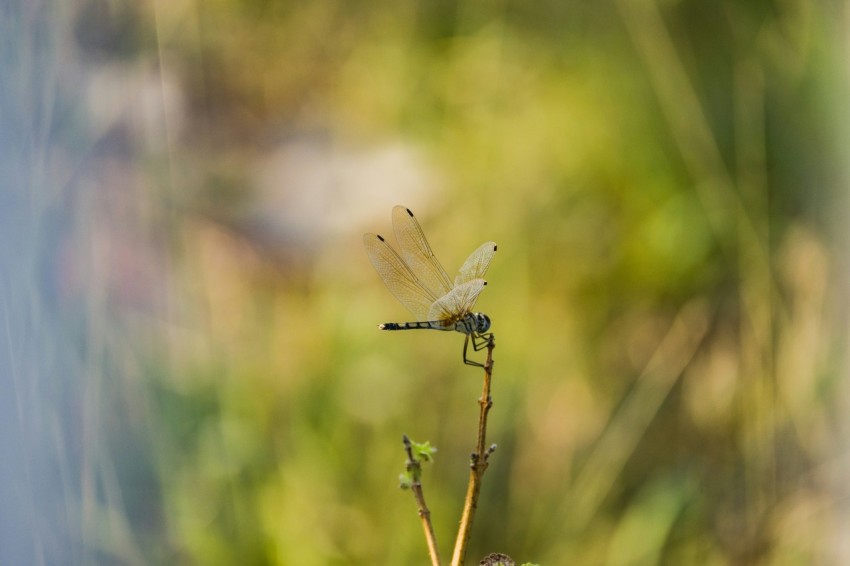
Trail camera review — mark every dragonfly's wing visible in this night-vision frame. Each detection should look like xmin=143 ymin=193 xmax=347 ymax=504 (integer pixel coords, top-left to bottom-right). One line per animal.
xmin=454 ymin=241 xmax=497 ymax=286
xmin=429 ymin=279 xmax=487 ymax=322
xmin=392 ymin=206 xmax=454 ymax=299
xmin=363 ymin=233 xmax=436 ymax=321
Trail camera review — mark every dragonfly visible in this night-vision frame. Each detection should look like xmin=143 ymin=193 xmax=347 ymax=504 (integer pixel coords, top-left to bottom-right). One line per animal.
xmin=363 ymin=205 xmax=497 ymax=367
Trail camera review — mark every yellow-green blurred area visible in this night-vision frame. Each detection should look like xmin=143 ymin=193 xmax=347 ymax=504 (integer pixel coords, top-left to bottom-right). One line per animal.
xmin=2 ymin=0 xmax=849 ymax=564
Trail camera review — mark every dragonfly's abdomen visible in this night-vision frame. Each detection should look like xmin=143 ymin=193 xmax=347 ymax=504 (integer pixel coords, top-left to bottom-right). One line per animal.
xmin=379 ymin=321 xmax=453 ymax=331
xmin=379 ymin=312 xmax=490 ymax=335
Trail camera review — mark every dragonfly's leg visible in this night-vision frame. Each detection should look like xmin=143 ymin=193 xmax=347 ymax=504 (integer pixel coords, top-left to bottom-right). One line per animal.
xmin=470 ymin=332 xmax=494 ymax=352
xmin=463 ymin=333 xmax=494 ymax=366
xmin=463 ymin=334 xmax=485 ymax=367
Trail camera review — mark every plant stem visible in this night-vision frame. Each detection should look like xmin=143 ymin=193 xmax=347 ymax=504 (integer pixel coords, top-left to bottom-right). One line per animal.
xmin=450 ymin=336 xmax=496 ymax=566
xmin=403 ymin=435 xmax=441 ymax=566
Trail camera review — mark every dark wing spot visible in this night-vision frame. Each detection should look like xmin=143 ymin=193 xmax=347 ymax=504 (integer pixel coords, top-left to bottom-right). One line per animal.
xmin=377 ymin=234 xmax=385 ymax=242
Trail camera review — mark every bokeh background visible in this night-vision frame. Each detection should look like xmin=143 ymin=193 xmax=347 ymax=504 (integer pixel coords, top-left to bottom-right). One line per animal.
xmin=2 ymin=1 xmax=849 ymax=564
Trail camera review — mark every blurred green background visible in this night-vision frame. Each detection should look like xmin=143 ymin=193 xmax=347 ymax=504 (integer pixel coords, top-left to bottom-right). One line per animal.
xmin=2 ymin=0 xmax=848 ymax=564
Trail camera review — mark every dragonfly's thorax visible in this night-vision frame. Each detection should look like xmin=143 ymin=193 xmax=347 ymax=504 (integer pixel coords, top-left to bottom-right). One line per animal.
xmin=456 ymin=312 xmax=490 ymax=335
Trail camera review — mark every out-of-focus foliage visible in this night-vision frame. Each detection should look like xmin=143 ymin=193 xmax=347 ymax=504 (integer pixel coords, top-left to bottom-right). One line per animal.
xmin=2 ymin=0 xmax=848 ymax=564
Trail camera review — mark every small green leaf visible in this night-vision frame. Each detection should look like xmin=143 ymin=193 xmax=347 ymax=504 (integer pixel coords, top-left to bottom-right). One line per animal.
xmin=399 ymin=471 xmax=413 ymax=490
xmin=412 ymin=440 xmax=437 ymax=463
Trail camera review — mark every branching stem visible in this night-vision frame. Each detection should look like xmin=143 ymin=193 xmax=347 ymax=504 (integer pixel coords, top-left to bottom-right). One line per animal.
xmin=403 ymin=434 xmax=441 ymax=566
xmin=450 ymin=335 xmax=496 ymax=566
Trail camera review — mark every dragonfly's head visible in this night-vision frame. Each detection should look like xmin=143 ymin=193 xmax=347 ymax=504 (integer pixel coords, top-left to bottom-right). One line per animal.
xmin=471 ymin=312 xmax=491 ymax=334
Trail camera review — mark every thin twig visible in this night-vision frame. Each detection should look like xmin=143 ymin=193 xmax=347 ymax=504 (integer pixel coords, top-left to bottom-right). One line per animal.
xmin=403 ymin=434 xmax=441 ymax=566
xmin=450 ymin=335 xmax=497 ymax=566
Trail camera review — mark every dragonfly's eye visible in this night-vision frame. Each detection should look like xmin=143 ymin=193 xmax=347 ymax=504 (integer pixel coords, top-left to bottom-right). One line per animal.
xmin=477 ymin=314 xmax=491 ymax=333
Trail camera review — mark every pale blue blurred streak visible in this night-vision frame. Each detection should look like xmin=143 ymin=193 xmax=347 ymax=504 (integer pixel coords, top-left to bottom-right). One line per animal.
xmin=1 ymin=2 xmax=81 ymax=563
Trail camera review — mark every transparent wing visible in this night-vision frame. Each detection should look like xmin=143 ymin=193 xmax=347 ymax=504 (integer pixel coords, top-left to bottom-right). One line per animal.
xmin=454 ymin=241 xmax=497 ymax=286
xmin=363 ymin=233 xmax=436 ymax=321
xmin=428 ymin=278 xmax=487 ymax=322
xmin=392 ymin=206 xmax=454 ymax=299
